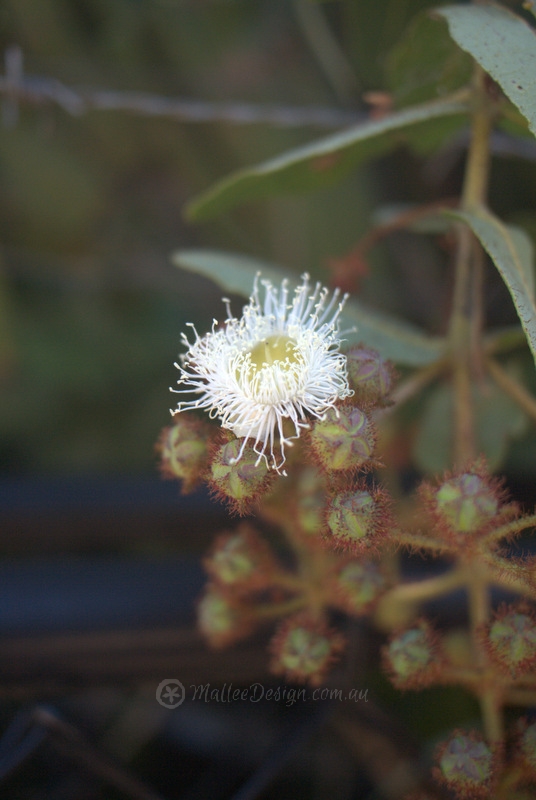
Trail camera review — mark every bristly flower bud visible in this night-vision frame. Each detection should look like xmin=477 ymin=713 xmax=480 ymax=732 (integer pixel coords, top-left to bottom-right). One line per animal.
xmin=345 ymin=344 xmax=395 ymax=406
xmin=324 ymin=483 xmax=391 ymax=555
xmin=436 ymin=473 xmax=497 ymax=533
xmin=157 ymin=412 xmax=212 ymax=493
xmin=434 ymin=731 xmax=496 ymax=800
xmin=383 ymin=621 xmax=441 ymax=689
xmin=203 ymin=524 xmax=277 ymax=594
xmin=197 ymin=585 xmax=254 ymax=648
xmin=484 ymin=604 xmax=536 ymax=678
xmin=331 ymin=559 xmax=387 ymax=616
xmin=269 ymin=613 xmax=345 ymax=686
xmin=209 ymin=436 xmax=275 ymax=515
xmin=309 ymin=404 xmax=376 ymax=474
xmin=419 ymin=461 xmax=516 ymax=545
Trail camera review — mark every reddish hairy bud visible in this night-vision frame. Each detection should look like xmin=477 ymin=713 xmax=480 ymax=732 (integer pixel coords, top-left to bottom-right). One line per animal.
xmin=383 ymin=621 xmax=442 ymax=689
xmin=270 ymin=613 xmax=345 ymax=686
xmin=434 ymin=731 xmax=496 ymax=799
xmin=157 ymin=413 xmax=212 ymax=492
xmin=209 ymin=435 xmax=275 ymax=515
xmin=324 ymin=483 xmax=391 ymax=555
xmin=484 ymin=604 xmax=536 ymax=678
xmin=204 ymin=524 xmax=278 ymax=594
xmin=197 ymin=586 xmax=254 ymax=648
xmin=345 ymin=345 xmax=395 ymax=406
xmin=419 ymin=461 xmax=516 ymax=546
xmin=309 ymin=404 xmax=376 ymax=474
xmin=331 ymin=559 xmax=387 ymax=616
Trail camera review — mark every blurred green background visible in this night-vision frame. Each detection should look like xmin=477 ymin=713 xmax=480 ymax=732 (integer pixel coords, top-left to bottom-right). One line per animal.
xmin=0 ymin=0 xmax=444 ymax=477
xmin=1 ymin=0 xmax=535 ymax=480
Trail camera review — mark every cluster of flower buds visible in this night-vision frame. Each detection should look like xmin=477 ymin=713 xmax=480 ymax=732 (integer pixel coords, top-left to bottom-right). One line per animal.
xmin=197 ymin=523 xmax=290 ymax=648
xmin=157 ymin=275 xmax=403 ymax=685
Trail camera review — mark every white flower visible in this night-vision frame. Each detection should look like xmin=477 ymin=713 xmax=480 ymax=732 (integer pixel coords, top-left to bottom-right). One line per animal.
xmin=171 ymin=273 xmax=352 ymax=473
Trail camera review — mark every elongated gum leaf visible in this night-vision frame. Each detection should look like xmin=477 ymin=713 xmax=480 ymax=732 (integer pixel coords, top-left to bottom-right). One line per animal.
xmin=435 ymin=3 xmax=536 ymax=137
xmin=186 ymin=96 xmax=469 ymax=220
xmin=449 ymin=208 xmax=536 ymax=366
xmin=386 ymin=11 xmax=472 ymax=106
xmin=172 ymin=249 xmax=284 ymax=297
xmin=173 ymin=249 xmax=445 ymax=366
xmin=414 ymin=372 xmax=526 ymax=473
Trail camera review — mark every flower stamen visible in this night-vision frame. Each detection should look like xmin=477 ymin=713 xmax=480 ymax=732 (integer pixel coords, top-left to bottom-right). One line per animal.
xmin=171 ymin=273 xmax=353 ymax=473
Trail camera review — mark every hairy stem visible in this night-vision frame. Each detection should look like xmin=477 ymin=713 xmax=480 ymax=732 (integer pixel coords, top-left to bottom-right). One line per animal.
xmin=486 ymin=356 xmax=536 ymax=423
xmin=467 ymin=570 xmax=504 ymax=742
xmin=448 ymin=66 xmax=493 ymax=466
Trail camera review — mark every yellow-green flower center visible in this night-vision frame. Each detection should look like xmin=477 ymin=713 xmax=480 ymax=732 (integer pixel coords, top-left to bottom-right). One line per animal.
xmin=248 ymin=334 xmax=299 ymax=371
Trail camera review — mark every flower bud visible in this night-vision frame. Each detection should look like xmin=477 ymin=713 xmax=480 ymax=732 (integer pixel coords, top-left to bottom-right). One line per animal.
xmin=435 ymin=473 xmax=498 ymax=533
xmin=345 ymin=345 xmax=394 ymax=406
xmin=209 ymin=437 xmax=274 ymax=515
xmin=197 ymin=586 xmax=253 ymax=648
xmin=435 ymin=731 xmax=495 ymax=799
xmin=383 ymin=622 xmax=440 ymax=688
xmin=324 ymin=485 xmax=390 ymax=555
xmin=157 ymin=413 xmax=211 ymax=492
xmin=204 ymin=525 xmax=277 ymax=594
xmin=419 ymin=462 xmax=514 ymax=544
xmin=485 ymin=605 xmax=536 ymax=677
xmin=332 ymin=560 xmax=386 ymax=616
xmin=270 ymin=613 xmax=345 ymax=685
xmin=309 ymin=405 xmax=375 ymax=473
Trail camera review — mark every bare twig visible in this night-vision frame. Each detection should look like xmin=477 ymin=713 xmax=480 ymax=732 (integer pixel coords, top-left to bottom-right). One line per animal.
xmin=0 ymin=45 xmax=363 ymax=129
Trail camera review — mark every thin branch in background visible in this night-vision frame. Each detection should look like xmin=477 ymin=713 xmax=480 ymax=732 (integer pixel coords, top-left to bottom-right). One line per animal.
xmin=0 ymin=705 xmax=167 ymax=800
xmin=0 ymin=45 xmax=364 ymax=130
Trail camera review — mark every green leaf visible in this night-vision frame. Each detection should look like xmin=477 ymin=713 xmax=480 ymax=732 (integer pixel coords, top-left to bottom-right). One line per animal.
xmin=172 ymin=249 xmax=284 ymax=297
xmin=186 ymin=95 xmax=469 ymax=220
xmin=414 ymin=373 xmax=527 ymax=473
xmin=173 ymin=248 xmax=445 ymax=366
xmin=341 ymin=298 xmax=445 ymax=366
xmin=435 ymin=3 xmax=536 ymax=137
xmin=386 ymin=11 xmax=472 ymax=107
xmin=448 ymin=208 xmax=536 ymax=366
xmin=508 ymin=225 xmax=535 ymax=298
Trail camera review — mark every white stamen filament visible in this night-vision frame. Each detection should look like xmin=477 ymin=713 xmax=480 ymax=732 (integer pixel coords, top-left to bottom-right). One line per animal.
xmin=171 ymin=273 xmax=353 ymax=473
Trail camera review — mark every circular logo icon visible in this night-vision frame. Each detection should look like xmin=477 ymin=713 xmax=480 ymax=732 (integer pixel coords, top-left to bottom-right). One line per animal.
xmin=156 ymin=679 xmax=185 ymax=708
